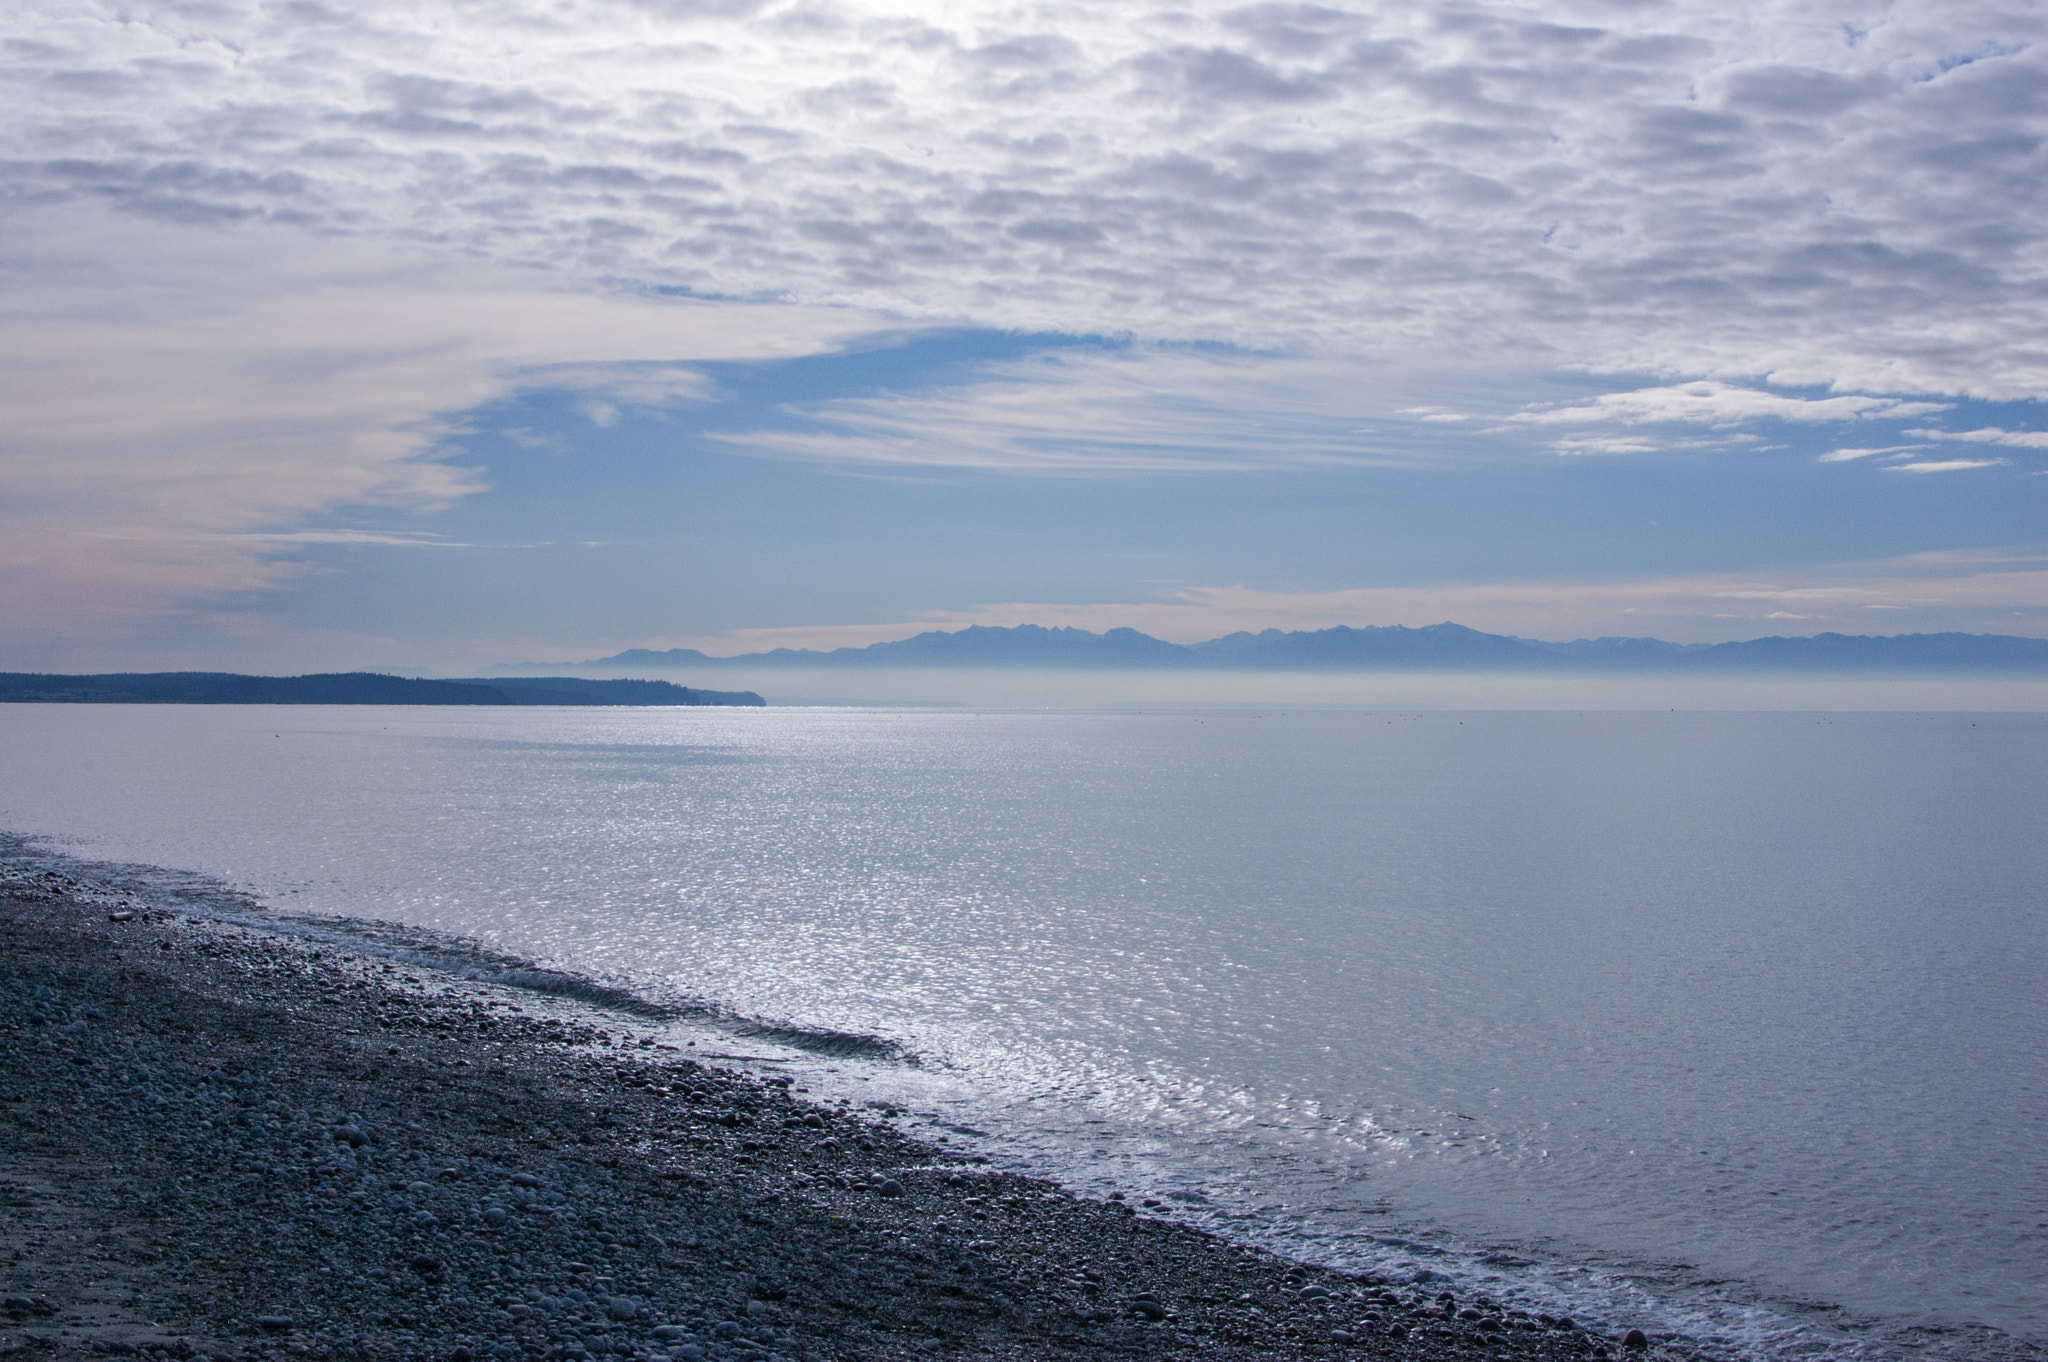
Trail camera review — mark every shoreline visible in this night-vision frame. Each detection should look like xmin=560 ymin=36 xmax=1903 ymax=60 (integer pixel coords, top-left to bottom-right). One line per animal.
xmin=1 ymin=873 xmax=1647 ymax=1362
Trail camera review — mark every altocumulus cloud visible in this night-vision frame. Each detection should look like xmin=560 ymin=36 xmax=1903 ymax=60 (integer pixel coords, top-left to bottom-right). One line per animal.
xmin=3 ymin=0 xmax=2045 ymax=393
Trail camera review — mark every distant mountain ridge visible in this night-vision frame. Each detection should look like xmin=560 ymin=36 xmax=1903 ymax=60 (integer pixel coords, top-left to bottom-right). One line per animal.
xmin=516 ymin=622 xmax=2048 ymax=674
xmin=0 ymin=673 xmax=765 ymax=706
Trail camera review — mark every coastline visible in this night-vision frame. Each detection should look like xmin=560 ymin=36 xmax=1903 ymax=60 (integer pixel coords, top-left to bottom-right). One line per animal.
xmin=1 ymin=873 xmax=1643 ymax=1362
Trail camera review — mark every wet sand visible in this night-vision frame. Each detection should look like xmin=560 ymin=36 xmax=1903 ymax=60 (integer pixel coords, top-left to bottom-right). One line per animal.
xmin=1 ymin=869 xmax=1660 ymax=1362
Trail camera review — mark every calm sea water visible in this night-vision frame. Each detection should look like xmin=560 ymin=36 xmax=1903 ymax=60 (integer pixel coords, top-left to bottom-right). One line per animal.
xmin=2 ymin=705 xmax=2043 ymax=1359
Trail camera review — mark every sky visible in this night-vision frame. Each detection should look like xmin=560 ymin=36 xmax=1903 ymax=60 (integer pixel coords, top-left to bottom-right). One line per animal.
xmin=3 ymin=0 xmax=2047 ymax=679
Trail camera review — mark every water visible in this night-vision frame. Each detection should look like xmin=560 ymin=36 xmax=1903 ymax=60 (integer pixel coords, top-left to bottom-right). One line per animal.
xmin=2 ymin=705 xmax=2043 ymax=1358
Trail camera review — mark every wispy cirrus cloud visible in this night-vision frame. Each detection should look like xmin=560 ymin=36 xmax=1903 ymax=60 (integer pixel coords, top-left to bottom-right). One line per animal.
xmin=1818 ymin=445 xmax=1929 ymax=463
xmin=1905 ymin=426 xmax=2048 ymax=448
xmin=0 ymin=210 xmax=873 ymax=643
xmin=1509 ymin=383 xmax=1949 ymax=428
xmin=1888 ymin=459 xmax=2005 ymax=473
xmin=707 ymin=347 xmax=1523 ymax=473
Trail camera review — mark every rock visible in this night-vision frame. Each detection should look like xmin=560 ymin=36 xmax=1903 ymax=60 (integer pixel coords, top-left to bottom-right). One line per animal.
xmin=483 ymin=1206 xmax=508 ymax=1227
xmin=1131 ymin=1299 xmax=1167 ymax=1322
xmin=408 ymin=1253 xmax=445 ymax=1279
xmin=512 ymin=1173 xmax=542 ymax=1187
xmin=877 ymin=1178 xmax=905 ymax=1198
xmin=712 ymin=1321 xmax=741 ymax=1339
xmin=651 ymin=1326 xmax=688 ymax=1341
xmin=1331 ymin=1329 xmax=1356 ymax=1343
xmin=1624 ymin=1328 xmax=1650 ymax=1349
xmin=253 ymin=1316 xmax=293 ymax=1333
xmin=674 ymin=1348 xmax=703 ymax=1361
xmin=607 ymin=1297 xmax=638 ymax=1322
xmin=1299 ymin=1284 xmax=1330 ymax=1301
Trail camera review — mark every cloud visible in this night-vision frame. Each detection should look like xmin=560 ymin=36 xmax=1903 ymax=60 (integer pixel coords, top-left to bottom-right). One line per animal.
xmin=1904 ymin=426 xmax=2048 ymax=448
xmin=1887 ymin=459 xmax=2004 ymax=473
xmin=1512 ymin=382 xmax=1949 ymax=427
xmin=192 ymin=531 xmax=480 ymax=547
xmin=1546 ymin=434 xmax=1663 ymax=457
xmin=0 ymin=208 xmax=875 ymax=641
xmin=2 ymin=0 xmax=2045 ymax=396
xmin=706 ymin=346 xmax=1531 ymax=473
xmin=1818 ymin=445 xmax=1927 ymax=462
xmin=694 ymin=354 xmax=2018 ymax=473
xmin=528 ymin=363 xmax=721 ymax=412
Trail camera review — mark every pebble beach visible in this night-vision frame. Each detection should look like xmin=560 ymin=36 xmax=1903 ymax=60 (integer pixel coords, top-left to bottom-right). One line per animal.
xmin=2 ymin=867 xmax=1672 ymax=1362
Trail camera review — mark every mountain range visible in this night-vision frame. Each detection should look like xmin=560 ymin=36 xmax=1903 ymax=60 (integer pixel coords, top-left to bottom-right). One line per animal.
xmin=509 ymin=622 xmax=2048 ymax=674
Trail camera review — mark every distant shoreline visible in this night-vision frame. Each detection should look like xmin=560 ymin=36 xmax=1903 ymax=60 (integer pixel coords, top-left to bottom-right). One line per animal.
xmin=0 ymin=673 xmax=765 ymax=708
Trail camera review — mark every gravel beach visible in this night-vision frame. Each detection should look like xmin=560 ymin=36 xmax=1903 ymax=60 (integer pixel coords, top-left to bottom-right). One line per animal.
xmin=2 ymin=868 xmax=1671 ymax=1362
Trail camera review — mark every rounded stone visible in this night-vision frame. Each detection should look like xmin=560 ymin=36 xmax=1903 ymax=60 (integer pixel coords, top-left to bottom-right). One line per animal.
xmin=1624 ymin=1328 xmax=1651 ymax=1350
xmin=877 ymin=1178 xmax=905 ymax=1198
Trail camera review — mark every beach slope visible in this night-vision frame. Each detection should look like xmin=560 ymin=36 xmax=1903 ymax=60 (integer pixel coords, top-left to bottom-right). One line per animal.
xmin=1 ymin=878 xmax=1629 ymax=1362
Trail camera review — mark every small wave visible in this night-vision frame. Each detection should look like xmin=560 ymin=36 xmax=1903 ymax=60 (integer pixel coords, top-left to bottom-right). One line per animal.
xmin=731 ymin=1020 xmax=911 ymax=1061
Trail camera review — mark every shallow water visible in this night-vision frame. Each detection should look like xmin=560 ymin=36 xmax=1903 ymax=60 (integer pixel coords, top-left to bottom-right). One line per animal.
xmin=2 ymin=705 xmax=2043 ymax=1358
